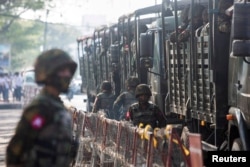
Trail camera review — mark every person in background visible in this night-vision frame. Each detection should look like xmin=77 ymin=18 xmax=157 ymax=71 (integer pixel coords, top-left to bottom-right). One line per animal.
xmin=92 ymin=80 xmax=116 ymax=119
xmin=13 ymin=72 xmax=23 ymax=101
xmin=113 ymin=76 xmax=140 ymax=120
xmin=126 ymin=84 xmax=166 ymax=129
xmin=0 ymin=73 xmax=4 ymax=101
xmin=6 ymin=48 xmax=78 ymax=167
xmin=2 ymin=73 xmax=11 ymax=102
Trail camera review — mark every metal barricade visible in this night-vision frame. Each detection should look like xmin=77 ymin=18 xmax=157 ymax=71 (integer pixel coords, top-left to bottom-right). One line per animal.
xmin=73 ymin=112 xmax=202 ymax=167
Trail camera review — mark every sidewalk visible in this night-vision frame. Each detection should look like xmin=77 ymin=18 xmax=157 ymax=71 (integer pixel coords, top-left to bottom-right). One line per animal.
xmin=0 ymin=96 xmax=22 ymax=109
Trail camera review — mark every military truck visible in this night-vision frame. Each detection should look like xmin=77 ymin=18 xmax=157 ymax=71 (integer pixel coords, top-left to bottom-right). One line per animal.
xmin=138 ymin=0 xmax=250 ymax=154
xmin=77 ymin=24 xmax=119 ymax=111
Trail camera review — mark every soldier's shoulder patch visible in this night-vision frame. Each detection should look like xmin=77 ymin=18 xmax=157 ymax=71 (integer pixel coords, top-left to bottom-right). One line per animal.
xmin=30 ymin=114 xmax=45 ymax=130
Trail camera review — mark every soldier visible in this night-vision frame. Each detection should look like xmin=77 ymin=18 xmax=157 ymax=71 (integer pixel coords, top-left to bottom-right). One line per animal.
xmin=113 ymin=76 xmax=140 ymax=120
xmin=6 ymin=48 xmax=78 ymax=167
xmin=169 ymin=4 xmax=190 ymax=43
xmin=196 ymin=8 xmax=209 ymax=37
xmin=218 ymin=0 xmax=234 ymax=33
xmin=170 ymin=4 xmax=205 ymax=43
xmin=92 ymin=80 xmax=116 ymax=119
xmin=126 ymin=84 xmax=166 ymax=129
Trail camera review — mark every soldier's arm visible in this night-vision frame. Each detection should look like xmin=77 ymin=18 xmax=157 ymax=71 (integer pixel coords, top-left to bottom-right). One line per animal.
xmin=6 ymin=107 xmax=44 ymax=166
xmin=125 ymin=106 xmax=133 ymax=121
xmin=92 ymin=95 xmax=100 ymax=113
xmin=64 ymin=105 xmax=79 ymax=163
xmin=155 ymin=106 xmax=167 ymax=128
xmin=113 ymin=93 xmax=125 ymax=111
xmin=113 ymin=93 xmax=125 ymax=119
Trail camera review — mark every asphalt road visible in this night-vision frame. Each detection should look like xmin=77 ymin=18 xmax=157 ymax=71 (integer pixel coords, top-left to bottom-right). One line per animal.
xmin=0 ymin=109 xmax=22 ymax=167
xmin=0 ymin=93 xmax=87 ymax=167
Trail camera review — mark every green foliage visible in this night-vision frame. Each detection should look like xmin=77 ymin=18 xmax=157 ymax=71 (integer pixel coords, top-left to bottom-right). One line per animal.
xmin=0 ymin=0 xmax=47 ymax=71
xmin=0 ymin=0 xmax=82 ymax=72
xmin=1 ymin=19 xmax=44 ymax=71
xmin=1 ymin=18 xmax=81 ymax=72
xmin=0 ymin=0 xmax=46 ymax=12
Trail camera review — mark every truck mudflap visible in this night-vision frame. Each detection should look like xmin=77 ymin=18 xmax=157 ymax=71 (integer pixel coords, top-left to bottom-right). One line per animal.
xmin=71 ymin=110 xmax=205 ymax=167
xmin=229 ymin=107 xmax=250 ymax=150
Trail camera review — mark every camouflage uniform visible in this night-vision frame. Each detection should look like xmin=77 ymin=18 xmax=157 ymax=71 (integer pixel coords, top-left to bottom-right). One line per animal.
xmin=126 ymin=84 xmax=166 ymax=129
xmin=6 ymin=49 xmax=77 ymax=167
xmin=113 ymin=91 xmax=137 ymax=120
xmin=113 ymin=77 xmax=140 ymax=120
xmin=92 ymin=81 xmax=115 ymax=119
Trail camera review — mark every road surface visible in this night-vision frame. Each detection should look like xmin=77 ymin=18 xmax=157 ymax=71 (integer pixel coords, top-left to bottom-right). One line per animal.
xmin=0 ymin=109 xmax=22 ymax=167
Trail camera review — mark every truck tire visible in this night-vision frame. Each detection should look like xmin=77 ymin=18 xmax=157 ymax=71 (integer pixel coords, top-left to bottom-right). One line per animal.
xmin=231 ymin=138 xmax=243 ymax=151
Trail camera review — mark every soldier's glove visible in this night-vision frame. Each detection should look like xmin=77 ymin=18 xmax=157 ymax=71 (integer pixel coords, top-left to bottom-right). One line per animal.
xmin=178 ymin=29 xmax=190 ymax=42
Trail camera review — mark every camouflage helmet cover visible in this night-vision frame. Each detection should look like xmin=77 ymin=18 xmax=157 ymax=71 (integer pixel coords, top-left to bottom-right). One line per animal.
xmin=34 ymin=48 xmax=77 ymax=84
xmin=101 ymin=80 xmax=112 ymax=91
xmin=126 ymin=76 xmax=140 ymax=88
xmin=135 ymin=84 xmax=152 ymax=98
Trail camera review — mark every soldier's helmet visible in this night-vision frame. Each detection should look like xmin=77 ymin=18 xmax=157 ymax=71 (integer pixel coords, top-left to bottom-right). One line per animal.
xmin=34 ymin=48 xmax=77 ymax=84
xmin=101 ymin=80 xmax=112 ymax=91
xmin=126 ymin=76 xmax=140 ymax=88
xmin=135 ymin=84 xmax=152 ymax=98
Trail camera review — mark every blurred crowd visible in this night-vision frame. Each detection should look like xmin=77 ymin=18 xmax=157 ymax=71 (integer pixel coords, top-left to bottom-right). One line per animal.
xmin=0 ymin=72 xmax=23 ymax=102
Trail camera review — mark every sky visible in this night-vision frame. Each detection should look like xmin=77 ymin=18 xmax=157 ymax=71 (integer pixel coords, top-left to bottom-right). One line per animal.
xmin=21 ymin=0 xmax=160 ymax=27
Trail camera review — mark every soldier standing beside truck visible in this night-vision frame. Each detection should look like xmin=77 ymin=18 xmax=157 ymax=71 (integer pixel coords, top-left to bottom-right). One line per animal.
xmin=113 ymin=76 xmax=140 ymax=120
xmin=6 ymin=48 xmax=78 ymax=167
xmin=126 ymin=84 xmax=166 ymax=129
xmin=92 ymin=80 xmax=116 ymax=119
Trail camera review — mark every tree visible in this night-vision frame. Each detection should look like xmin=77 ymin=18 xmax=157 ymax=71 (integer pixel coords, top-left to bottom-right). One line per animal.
xmin=6 ymin=19 xmax=44 ymax=71
xmin=0 ymin=0 xmax=48 ymax=71
xmin=0 ymin=0 xmax=46 ymax=33
xmin=0 ymin=0 xmax=82 ymax=72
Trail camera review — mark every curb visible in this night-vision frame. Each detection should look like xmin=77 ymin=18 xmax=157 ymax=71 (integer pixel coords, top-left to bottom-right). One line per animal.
xmin=0 ymin=103 xmax=22 ymax=109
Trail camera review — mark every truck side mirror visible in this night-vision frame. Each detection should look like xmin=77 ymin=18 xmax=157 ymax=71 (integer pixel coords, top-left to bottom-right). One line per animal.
xmin=110 ymin=44 xmax=120 ymax=63
xmin=140 ymin=32 xmax=154 ymax=68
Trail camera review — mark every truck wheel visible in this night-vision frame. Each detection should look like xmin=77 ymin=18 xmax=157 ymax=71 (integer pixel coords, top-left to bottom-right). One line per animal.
xmin=231 ymin=138 xmax=243 ymax=151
